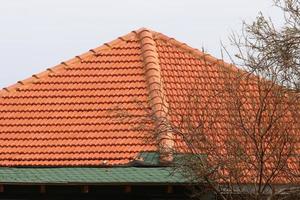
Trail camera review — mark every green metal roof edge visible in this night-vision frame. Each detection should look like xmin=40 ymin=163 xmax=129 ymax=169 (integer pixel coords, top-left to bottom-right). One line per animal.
xmin=0 ymin=167 xmax=187 ymax=185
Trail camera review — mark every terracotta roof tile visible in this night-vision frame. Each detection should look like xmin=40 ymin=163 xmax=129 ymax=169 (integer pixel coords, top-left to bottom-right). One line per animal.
xmin=0 ymin=29 xmax=156 ymax=166
xmin=0 ymin=28 xmax=298 ymax=174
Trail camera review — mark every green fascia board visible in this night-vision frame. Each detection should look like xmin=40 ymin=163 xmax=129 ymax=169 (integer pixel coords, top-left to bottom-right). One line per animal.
xmin=0 ymin=167 xmax=187 ymax=185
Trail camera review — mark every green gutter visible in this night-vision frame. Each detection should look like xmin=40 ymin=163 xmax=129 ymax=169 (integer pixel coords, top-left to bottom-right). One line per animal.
xmin=0 ymin=167 xmax=187 ymax=185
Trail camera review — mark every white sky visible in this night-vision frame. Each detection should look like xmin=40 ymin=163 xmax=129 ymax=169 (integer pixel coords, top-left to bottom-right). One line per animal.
xmin=0 ymin=0 xmax=283 ymax=88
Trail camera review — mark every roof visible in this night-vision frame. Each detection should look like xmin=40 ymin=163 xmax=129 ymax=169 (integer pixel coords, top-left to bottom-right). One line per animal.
xmin=0 ymin=28 xmax=237 ymax=167
xmin=0 ymin=28 xmax=297 ymax=172
xmin=0 ymin=167 xmax=185 ymax=185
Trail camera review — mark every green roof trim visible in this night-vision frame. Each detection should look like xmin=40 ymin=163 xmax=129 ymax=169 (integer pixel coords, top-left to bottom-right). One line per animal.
xmin=136 ymin=152 xmax=160 ymax=166
xmin=0 ymin=167 xmax=187 ymax=185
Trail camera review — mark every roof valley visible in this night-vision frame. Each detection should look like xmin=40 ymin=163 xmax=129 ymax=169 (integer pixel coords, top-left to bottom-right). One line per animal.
xmin=137 ymin=29 xmax=174 ymax=164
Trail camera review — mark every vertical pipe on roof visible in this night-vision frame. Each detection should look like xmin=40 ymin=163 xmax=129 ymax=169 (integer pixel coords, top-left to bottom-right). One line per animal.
xmin=138 ymin=28 xmax=174 ymax=164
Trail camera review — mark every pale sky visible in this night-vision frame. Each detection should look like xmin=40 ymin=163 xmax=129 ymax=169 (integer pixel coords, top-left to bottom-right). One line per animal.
xmin=0 ymin=0 xmax=282 ymax=88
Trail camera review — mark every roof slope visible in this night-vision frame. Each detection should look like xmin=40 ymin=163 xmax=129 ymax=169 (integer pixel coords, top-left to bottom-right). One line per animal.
xmin=0 ymin=29 xmax=158 ymax=166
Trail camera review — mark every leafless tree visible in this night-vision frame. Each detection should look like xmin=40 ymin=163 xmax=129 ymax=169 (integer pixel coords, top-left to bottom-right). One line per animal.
xmin=149 ymin=1 xmax=300 ymax=200
xmin=232 ymin=0 xmax=300 ymax=91
xmin=170 ymin=66 xmax=300 ymax=200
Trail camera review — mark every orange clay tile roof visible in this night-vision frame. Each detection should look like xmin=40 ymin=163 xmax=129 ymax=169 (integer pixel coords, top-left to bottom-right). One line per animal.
xmin=0 ymin=28 xmax=296 ymax=167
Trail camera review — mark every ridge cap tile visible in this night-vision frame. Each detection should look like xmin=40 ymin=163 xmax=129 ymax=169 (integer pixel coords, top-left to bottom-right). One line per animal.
xmin=137 ymin=28 xmax=174 ymax=164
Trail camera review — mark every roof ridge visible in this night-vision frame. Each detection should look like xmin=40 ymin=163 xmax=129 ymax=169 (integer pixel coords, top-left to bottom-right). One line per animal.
xmin=137 ymin=29 xmax=167 ymax=117
xmin=0 ymin=30 xmax=138 ymax=97
xmin=152 ymin=31 xmax=241 ymax=73
xmin=137 ymin=28 xmax=174 ymax=164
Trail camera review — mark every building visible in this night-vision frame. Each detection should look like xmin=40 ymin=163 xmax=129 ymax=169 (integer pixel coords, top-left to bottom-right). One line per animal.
xmin=0 ymin=28 xmax=298 ymax=200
